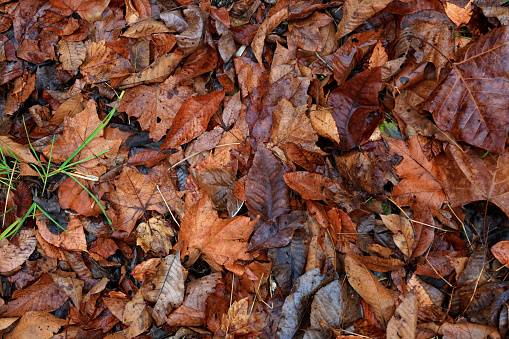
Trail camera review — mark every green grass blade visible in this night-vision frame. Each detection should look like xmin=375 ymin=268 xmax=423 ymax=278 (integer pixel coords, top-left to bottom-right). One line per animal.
xmin=59 ymin=91 xmax=124 ymax=170
xmin=62 ymin=170 xmax=112 ymax=225
xmin=35 ymin=204 xmax=71 ymax=236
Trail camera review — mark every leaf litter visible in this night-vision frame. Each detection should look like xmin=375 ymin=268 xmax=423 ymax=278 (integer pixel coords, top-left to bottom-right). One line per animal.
xmin=1 ymin=0 xmax=509 ymax=338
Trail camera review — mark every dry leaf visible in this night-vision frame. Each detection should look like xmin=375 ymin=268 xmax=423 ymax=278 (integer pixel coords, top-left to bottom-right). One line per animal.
xmin=345 ymin=254 xmax=395 ymax=328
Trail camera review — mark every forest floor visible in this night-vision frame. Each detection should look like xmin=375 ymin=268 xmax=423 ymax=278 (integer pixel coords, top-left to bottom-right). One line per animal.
xmin=1 ymin=0 xmax=509 ymax=338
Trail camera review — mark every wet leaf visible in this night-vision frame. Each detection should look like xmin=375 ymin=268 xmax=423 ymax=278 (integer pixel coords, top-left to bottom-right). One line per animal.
xmin=336 ymin=0 xmax=395 ymax=39
xmin=328 ymin=67 xmax=383 ymax=151
xmin=0 ymin=230 xmax=37 ymax=274
xmin=422 ymin=25 xmax=509 ymax=153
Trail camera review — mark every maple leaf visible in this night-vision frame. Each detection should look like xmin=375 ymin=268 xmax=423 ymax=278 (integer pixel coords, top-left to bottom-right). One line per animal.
xmin=119 ymin=77 xmax=196 ymax=142
xmin=104 ymin=165 xmax=184 ymax=234
xmin=42 ymin=99 xmax=121 ymax=177
xmin=386 ymin=136 xmax=446 ymax=216
xmin=422 ymin=25 xmax=509 ymax=153
xmin=179 ymin=195 xmax=254 ymax=275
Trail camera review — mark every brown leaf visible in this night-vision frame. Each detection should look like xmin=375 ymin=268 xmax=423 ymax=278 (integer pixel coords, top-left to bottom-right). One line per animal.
xmin=400 ymin=11 xmax=462 ymax=76
xmin=4 ymin=273 xmax=68 ymax=316
xmin=58 ymin=40 xmax=86 ymax=72
xmin=333 ymin=30 xmax=381 ymax=85
xmin=269 ymin=99 xmax=320 ymax=153
xmin=328 ymin=67 xmax=383 ymax=150
xmin=179 ymin=195 xmax=254 ymax=274
xmin=136 ymin=216 xmax=175 ymax=256
xmin=121 ymin=291 xmax=152 ymax=338
xmin=220 ymin=297 xmax=267 ymax=336
xmin=105 ymin=165 xmax=184 ymax=234
xmin=439 ymin=322 xmax=501 ymax=339
xmin=386 ymin=289 xmax=418 ymax=339
xmin=386 ymin=136 xmax=445 ymax=216
xmin=121 ymin=18 xmax=171 ymax=38
xmin=336 ymin=0 xmax=395 ymax=39
xmin=245 ymin=146 xmax=289 ymax=222
xmin=195 ymin=167 xmax=242 ymax=216
xmin=276 ymin=268 xmax=326 ymax=338
xmin=0 ymin=230 xmax=36 ymax=274
xmin=5 ymin=311 xmax=67 ymax=339
xmin=160 ymin=90 xmax=225 ymax=150
xmin=283 ymin=172 xmax=335 ymax=201
xmin=421 ymin=25 xmax=509 ymax=153
xmin=42 ymin=99 xmax=121 ymax=176
xmin=309 ymin=106 xmax=340 ymax=144
xmin=345 ymin=254 xmax=395 ymax=328
xmin=285 ymin=142 xmax=325 ymax=172
xmin=49 ymin=0 xmax=110 ymax=23
xmin=381 ymin=214 xmax=415 ymax=259
xmin=0 ymin=136 xmax=38 ymax=165
xmin=119 ymin=78 xmax=195 ymax=142
xmin=491 ymin=241 xmax=509 ymax=267
xmin=436 ymin=145 xmax=509 ymax=217
xmin=167 ymin=273 xmax=221 ymax=327
xmin=444 ymin=1 xmax=473 ymax=26
xmin=149 ymin=253 xmax=185 ymax=326
xmin=251 ymin=5 xmax=288 ymax=65
xmin=175 ymin=5 xmax=206 ymax=56
xmin=117 ymin=52 xmax=183 ymax=88
xmin=37 ymin=215 xmax=87 ymax=252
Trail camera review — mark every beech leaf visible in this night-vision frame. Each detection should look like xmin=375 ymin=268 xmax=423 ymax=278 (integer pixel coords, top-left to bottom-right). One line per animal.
xmin=345 ymin=254 xmax=395 ymax=328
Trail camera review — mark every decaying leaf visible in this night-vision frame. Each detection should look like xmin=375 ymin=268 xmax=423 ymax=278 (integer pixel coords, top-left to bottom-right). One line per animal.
xmin=386 ymin=289 xmax=418 ymax=339
xmin=0 ymin=230 xmax=37 ymax=274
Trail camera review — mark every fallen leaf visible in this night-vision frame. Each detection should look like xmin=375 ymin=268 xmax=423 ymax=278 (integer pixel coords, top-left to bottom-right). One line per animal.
xmin=276 ymin=268 xmax=326 ymax=338
xmin=219 ymin=297 xmax=267 ymax=337
xmin=160 ymin=90 xmax=225 ymax=150
xmin=5 ymin=311 xmax=67 ymax=339
xmin=4 ymin=273 xmax=68 ymax=316
xmin=0 ymin=230 xmax=37 ymax=274
xmin=179 ymin=195 xmax=254 ymax=274
xmin=386 ymin=136 xmax=446 ymax=216
xmin=386 ymin=289 xmax=417 ymax=339
xmin=149 ymin=253 xmax=185 ymax=326
xmin=436 ymin=145 xmax=509 ymax=218
xmin=421 ymin=25 xmax=509 ymax=153
xmin=105 ymin=165 xmax=184 ymax=234
xmin=444 ymin=1 xmax=473 ymax=27
xmin=336 ymin=0 xmax=395 ymax=39
xmin=119 ymin=77 xmax=195 ymax=142
xmin=328 ymin=67 xmax=383 ymax=150
xmin=49 ymin=0 xmax=110 ymax=23
xmin=345 ymin=254 xmax=395 ymax=328
xmin=136 ymin=216 xmax=175 ymax=256
xmin=381 ymin=214 xmax=415 ymax=259
xmin=491 ymin=241 xmax=509 ymax=267
xmin=121 ymin=291 xmax=152 ymax=338
xmin=167 ymin=273 xmax=221 ymax=327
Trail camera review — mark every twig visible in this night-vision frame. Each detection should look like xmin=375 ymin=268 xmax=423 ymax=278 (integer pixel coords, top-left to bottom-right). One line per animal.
xmin=156 ymin=185 xmax=179 ymax=227
xmin=314 ymin=51 xmax=333 ymax=72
